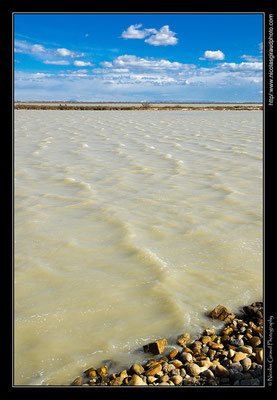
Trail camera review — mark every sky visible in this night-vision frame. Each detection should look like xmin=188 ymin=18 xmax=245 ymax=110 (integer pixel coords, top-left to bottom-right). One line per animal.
xmin=14 ymin=13 xmax=263 ymax=102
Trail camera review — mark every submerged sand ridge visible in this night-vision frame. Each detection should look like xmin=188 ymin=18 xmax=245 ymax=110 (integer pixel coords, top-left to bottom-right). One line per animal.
xmin=14 ymin=109 xmax=263 ymax=385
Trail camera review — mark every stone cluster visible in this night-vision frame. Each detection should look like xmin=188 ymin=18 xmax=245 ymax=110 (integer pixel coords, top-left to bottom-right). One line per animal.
xmin=70 ymin=302 xmax=263 ymax=387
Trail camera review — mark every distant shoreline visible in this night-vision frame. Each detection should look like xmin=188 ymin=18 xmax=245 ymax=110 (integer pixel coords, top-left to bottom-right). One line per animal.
xmin=14 ymin=104 xmax=263 ymax=111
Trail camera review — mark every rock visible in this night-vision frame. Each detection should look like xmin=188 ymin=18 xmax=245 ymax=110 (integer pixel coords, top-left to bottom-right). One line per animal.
xmin=209 ymin=342 xmax=224 ymax=350
xmin=228 ymin=362 xmax=243 ymax=373
xmin=109 ymin=376 xmax=123 ymax=386
xmin=147 ymin=376 xmax=158 ymax=384
xmin=255 ymin=348 xmax=263 ymax=364
xmin=237 ymin=345 xmax=253 ymax=355
xmin=202 ymin=335 xmax=212 ymax=344
xmin=171 ymin=375 xmax=183 ymax=385
xmin=128 ymin=374 xmax=147 ymax=386
xmin=143 ymin=338 xmax=167 ymax=355
xmin=180 ymin=351 xmax=193 ymax=363
xmin=228 ymin=349 xmax=236 ymax=359
xmin=203 ymin=327 xmax=215 ymax=336
xmin=250 ymin=336 xmax=261 ymax=347
xmin=197 ymin=360 xmax=213 ymax=369
xmin=159 ymin=374 xmax=170 ymax=383
xmin=201 ymin=369 xmax=214 ymax=378
xmin=71 ymin=376 xmax=83 ymax=385
xmin=230 ymin=338 xmax=244 ymax=346
xmin=162 ymin=363 xmax=176 ymax=373
xmin=233 ymin=352 xmax=248 ymax=362
xmin=214 ymin=365 xmax=229 ymax=378
xmin=169 ymin=359 xmax=183 ymax=368
xmin=145 ymin=363 xmax=162 ymax=376
xmin=176 ymin=333 xmax=190 ymax=347
xmin=168 ymin=349 xmax=179 ymax=359
xmin=209 ymin=304 xmax=232 ymax=320
xmin=130 ymin=363 xmax=144 ymax=375
xmin=186 ymin=363 xmax=204 ymax=377
xmin=97 ymin=366 xmax=108 ymax=376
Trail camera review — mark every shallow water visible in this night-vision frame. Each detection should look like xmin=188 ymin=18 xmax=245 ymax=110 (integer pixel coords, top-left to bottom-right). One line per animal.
xmin=14 ymin=109 xmax=263 ymax=385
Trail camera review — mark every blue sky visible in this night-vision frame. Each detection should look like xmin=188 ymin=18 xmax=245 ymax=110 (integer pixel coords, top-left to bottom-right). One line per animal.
xmin=14 ymin=13 xmax=263 ymax=102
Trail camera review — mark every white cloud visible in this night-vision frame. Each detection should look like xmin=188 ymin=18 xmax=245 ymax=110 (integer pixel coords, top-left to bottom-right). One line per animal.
xmin=121 ymin=24 xmax=178 ymax=46
xmin=100 ymin=55 xmax=187 ymax=70
xmin=30 ymin=44 xmax=46 ymax=53
xmin=56 ymin=48 xmax=75 ymax=57
xmin=220 ymin=61 xmax=262 ymax=71
xmin=43 ymin=60 xmax=70 ymax=65
xmin=240 ymin=54 xmax=262 ymax=62
xmin=73 ymin=60 xmax=93 ymax=67
xmin=121 ymin=24 xmax=153 ymax=39
xmin=200 ymin=50 xmax=225 ymax=60
xmin=145 ymin=25 xmax=178 ymax=46
xmin=14 ymin=40 xmax=46 ymax=54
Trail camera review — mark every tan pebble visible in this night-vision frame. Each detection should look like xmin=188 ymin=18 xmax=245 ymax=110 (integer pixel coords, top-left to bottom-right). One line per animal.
xmin=147 ymin=376 xmax=157 ymax=384
xmin=186 ymin=363 xmax=203 ymax=377
xmin=176 ymin=333 xmax=191 ymax=347
xmin=233 ymin=351 xmax=248 ymax=362
xmin=180 ymin=351 xmax=192 ymax=363
xmin=214 ymin=365 xmax=229 ymax=378
xmin=169 ymin=359 xmax=183 ymax=368
xmin=237 ymin=345 xmax=252 ymax=355
xmin=159 ymin=374 xmax=169 ymax=383
xmin=197 ymin=360 xmax=212 ymax=368
xmin=131 ymin=363 xmax=144 ymax=375
xmin=202 ymin=335 xmax=212 ymax=344
xmin=210 ymin=342 xmax=224 ymax=350
xmin=228 ymin=349 xmax=236 ymax=359
xmin=203 ymin=327 xmax=215 ymax=336
xmin=145 ymin=363 xmax=162 ymax=376
xmin=255 ymin=348 xmax=263 ymax=364
xmin=168 ymin=349 xmax=179 ymax=359
xmin=171 ymin=375 xmax=183 ymax=385
xmin=128 ymin=374 xmax=147 ymax=386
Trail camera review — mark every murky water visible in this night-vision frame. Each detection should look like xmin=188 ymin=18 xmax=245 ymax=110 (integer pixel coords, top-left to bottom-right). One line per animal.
xmin=14 ymin=109 xmax=263 ymax=385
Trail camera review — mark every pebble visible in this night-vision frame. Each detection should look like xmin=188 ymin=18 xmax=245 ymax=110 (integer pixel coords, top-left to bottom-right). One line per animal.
xmin=233 ymin=351 xmax=248 ymax=362
xmin=255 ymin=348 xmax=263 ymax=364
xmin=186 ymin=363 xmax=205 ymax=377
xmin=180 ymin=351 xmax=192 ymax=363
xmin=69 ymin=301 xmax=263 ymax=387
xmin=128 ymin=374 xmax=147 ymax=386
xmin=240 ymin=357 xmax=252 ymax=371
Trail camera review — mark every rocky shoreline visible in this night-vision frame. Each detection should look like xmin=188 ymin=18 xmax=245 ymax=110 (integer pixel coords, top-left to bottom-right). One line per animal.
xmin=70 ymin=302 xmax=263 ymax=387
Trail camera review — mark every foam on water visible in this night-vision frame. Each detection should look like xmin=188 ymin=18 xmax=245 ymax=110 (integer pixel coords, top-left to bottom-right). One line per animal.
xmin=14 ymin=109 xmax=263 ymax=385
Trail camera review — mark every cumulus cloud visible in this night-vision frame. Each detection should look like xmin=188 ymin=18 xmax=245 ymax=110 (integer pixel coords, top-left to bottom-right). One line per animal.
xmin=14 ymin=40 xmax=46 ymax=54
xmin=200 ymin=50 xmax=225 ymax=60
xmin=56 ymin=48 xmax=77 ymax=57
xmin=73 ymin=60 xmax=93 ymax=67
xmin=121 ymin=24 xmax=178 ymax=46
xmin=121 ymin=24 xmax=155 ymax=39
xmin=43 ymin=60 xmax=70 ymax=65
xmin=220 ymin=61 xmax=262 ymax=71
xmin=100 ymin=54 xmax=187 ymax=70
xmin=145 ymin=25 xmax=178 ymax=46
